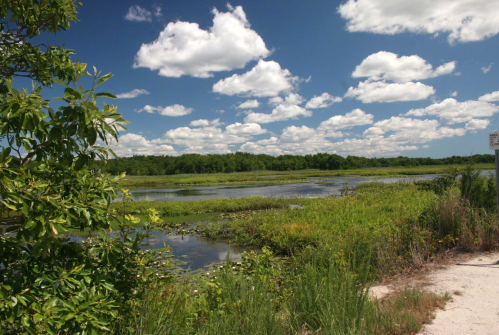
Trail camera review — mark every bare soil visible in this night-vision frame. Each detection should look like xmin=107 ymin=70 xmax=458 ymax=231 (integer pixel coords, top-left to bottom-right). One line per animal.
xmin=371 ymin=251 xmax=499 ymax=335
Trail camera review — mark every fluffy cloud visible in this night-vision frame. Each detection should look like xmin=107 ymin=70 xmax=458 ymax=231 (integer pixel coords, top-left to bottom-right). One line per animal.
xmin=305 ymin=92 xmax=342 ymax=109
xmin=213 ymin=60 xmax=299 ymax=97
xmin=338 ymin=0 xmax=499 ymax=44
xmin=366 ymin=117 xmax=440 ymax=135
xmin=352 ymin=51 xmax=456 ymax=83
xmin=156 ymin=126 xmax=246 ymax=147
xmin=406 ymin=98 xmax=499 ymax=124
xmin=189 ymin=118 xmax=224 ymax=127
xmin=268 ymin=96 xmax=283 ymax=106
xmin=317 ymin=109 xmax=373 ymax=134
xmin=124 ymin=5 xmax=153 ymax=22
xmin=387 ymin=126 xmax=467 ymax=143
xmin=109 ymin=133 xmax=178 ymax=157
xmin=451 ymin=91 xmax=458 ymax=97
xmin=182 ymin=144 xmax=232 ymax=154
xmin=225 ymin=122 xmax=267 ymax=135
xmin=148 ymin=120 xmax=266 ymax=152
xmin=466 ymin=119 xmax=490 ymax=131
xmin=478 ymin=91 xmax=499 ymax=102
xmin=133 ymin=5 xmax=269 ymax=78
xmin=329 ymin=137 xmax=419 ymax=157
xmin=239 ymin=142 xmax=289 ymax=155
xmin=345 ymin=80 xmax=435 ymax=103
xmin=116 ymin=89 xmax=149 ymax=99
xmin=244 ymin=104 xmax=312 ymax=123
xmin=138 ymin=104 xmax=193 ymax=116
xmin=236 ymin=100 xmax=260 ymax=109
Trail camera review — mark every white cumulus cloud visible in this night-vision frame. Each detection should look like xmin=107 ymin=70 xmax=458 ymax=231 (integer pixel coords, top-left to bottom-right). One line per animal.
xmin=466 ymin=119 xmax=490 ymax=131
xmin=305 ymin=92 xmax=342 ymax=109
xmin=225 ymin=122 xmax=267 ymax=135
xmin=352 ymin=51 xmax=456 ymax=83
xmin=338 ymin=0 xmax=499 ymax=44
xmin=406 ymin=98 xmax=499 ymax=124
xmin=189 ymin=119 xmax=224 ymax=127
xmin=138 ymin=104 xmax=193 ymax=116
xmin=318 ymin=109 xmax=374 ymax=133
xmin=213 ymin=60 xmax=299 ymax=97
xmin=478 ymin=91 xmax=499 ymax=102
xmin=236 ymin=100 xmax=260 ymax=109
xmin=133 ymin=4 xmax=269 ymax=78
xmin=345 ymin=80 xmax=435 ymax=103
xmin=108 ymin=133 xmax=178 ymax=157
xmin=116 ymin=89 xmax=150 ymax=99
xmin=244 ymin=104 xmax=312 ymax=124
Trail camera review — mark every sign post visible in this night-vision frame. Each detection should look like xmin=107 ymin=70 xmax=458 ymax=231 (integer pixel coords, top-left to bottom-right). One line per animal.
xmin=489 ymin=132 xmax=499 ymax=219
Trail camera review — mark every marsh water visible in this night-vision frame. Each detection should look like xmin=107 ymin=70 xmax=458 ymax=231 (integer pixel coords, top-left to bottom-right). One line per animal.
xmin=123 ymin=171 xmax=495 ymax=202
xmin=112 ymin=170 xmax=495 ymax=270
xmin=141 ymin=227 xmax=249 ymax=270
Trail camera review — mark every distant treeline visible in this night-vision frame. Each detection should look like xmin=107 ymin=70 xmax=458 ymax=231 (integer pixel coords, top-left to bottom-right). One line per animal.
xmin=91 ymin=153 xmax=495 ymax=176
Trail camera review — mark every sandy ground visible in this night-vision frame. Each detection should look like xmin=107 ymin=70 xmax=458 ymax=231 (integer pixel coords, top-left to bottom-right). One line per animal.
xmin=419 ymin=252 xmax=499 ymax=335
xmin=372 ymin=252 xmax=499 ymax=335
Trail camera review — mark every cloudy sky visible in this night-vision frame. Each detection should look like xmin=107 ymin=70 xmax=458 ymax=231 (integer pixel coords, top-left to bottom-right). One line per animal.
xmin=38 ymin=0 xmax=499 ymax=158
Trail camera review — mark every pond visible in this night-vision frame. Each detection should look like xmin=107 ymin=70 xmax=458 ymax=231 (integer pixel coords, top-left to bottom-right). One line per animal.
xmin=141 ymin=228 xmax=249 ymax=270
xmin=70 ymin=226 xmax=249 ymax=271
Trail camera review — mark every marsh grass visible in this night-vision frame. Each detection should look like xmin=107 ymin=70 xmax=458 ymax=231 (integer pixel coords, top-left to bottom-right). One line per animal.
xmin=118 ymin=164 xmax=495 ymax=187
xmin=371 ymin=288 xmax=450 ymax=334
xmin=114 ymin=167 xmax=496 ymax=334
xmin=119 ymin=246 xmax=450 ymax=335
xmin=114 ymin=196 xmax=289 ymax=219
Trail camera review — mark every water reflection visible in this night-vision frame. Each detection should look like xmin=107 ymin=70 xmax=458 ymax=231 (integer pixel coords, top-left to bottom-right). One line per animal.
xmin=143 ymin=229 xmax=247 ymax=270
xmin=122 ymin=172 xmax=499 ymax=202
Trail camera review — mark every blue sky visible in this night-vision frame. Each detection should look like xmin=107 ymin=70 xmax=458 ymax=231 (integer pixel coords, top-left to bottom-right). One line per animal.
xmin=28 ymin=0 xmax=499 ymax=158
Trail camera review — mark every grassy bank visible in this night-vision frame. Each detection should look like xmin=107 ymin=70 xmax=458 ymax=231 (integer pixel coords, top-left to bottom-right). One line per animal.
xmin=111 ymin=168 xmax=498 ymax=334
xmin=118 ymin=164 xmax=495 ymax=187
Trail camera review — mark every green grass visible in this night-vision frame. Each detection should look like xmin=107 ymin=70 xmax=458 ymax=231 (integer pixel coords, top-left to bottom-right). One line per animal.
xmin=111 ymin=174 xmax=496 ymax=334
xmin=118 ymin=164 xmax=495 ymax=187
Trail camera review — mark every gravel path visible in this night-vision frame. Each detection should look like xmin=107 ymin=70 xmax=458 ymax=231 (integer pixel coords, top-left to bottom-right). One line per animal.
xmin=418 ymin=252 xmax=499 ymax=335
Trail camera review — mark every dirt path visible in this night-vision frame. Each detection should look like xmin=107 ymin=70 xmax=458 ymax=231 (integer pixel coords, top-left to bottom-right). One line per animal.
xmin=373 ymin=252 xmax=499 ymax=334
xmin=417 ymin=252 xmax=499 ymax=335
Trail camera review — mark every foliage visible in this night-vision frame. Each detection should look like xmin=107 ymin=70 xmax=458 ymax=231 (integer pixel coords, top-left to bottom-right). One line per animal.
xmin=0 ymin=0 xmax=80 ymax=93
xmin=93 ymin=152 xmax=496 ymax=176
xmin=0 ymin=2 xmax=169 ymax=334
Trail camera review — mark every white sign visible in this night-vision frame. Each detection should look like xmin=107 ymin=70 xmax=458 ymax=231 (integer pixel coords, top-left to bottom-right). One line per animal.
xmin=490 ymin=132 xmax=499 ymax=150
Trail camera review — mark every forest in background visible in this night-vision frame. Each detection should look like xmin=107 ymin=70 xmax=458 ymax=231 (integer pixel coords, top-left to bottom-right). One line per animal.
xmin=92 ymin=153 xmax=495 ymax=175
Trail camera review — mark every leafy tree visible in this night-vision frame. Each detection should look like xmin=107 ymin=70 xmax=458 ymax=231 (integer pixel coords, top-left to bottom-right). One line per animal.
xmin=0 ymin=2 xmax=166 ymax=334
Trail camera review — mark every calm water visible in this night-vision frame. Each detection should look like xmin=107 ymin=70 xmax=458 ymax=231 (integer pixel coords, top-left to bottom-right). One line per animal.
xmin=71 ymin=227 xmax=248 ymax=271
xmin=123 ymin=170 xmax=496 ymax=202
xmin=125 ymin=175 xmax=424 ymax=202
xmin=143 ymin=228 xmax=248 ymax=270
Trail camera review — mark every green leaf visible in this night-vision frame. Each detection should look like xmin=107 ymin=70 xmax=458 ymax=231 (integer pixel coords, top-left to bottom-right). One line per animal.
xmin=95 ymin=92 xmax=116 ymax=99
xmin=88 ymin=128 xmax=97 ymax=145
xmin=21 ymin=315 xmax=31 ymax=327
xmin=96 ymin=73 xmax=113 ymax=87
xmin=83 ymin=101 xmax=99 ymax=111
xmin=64 ymin=87 xmax=81 ymax=99
xmin=52 ymin=78 xmax=70 ymax=87
xmin=34 ymin=313 xmax=43 ymax=323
